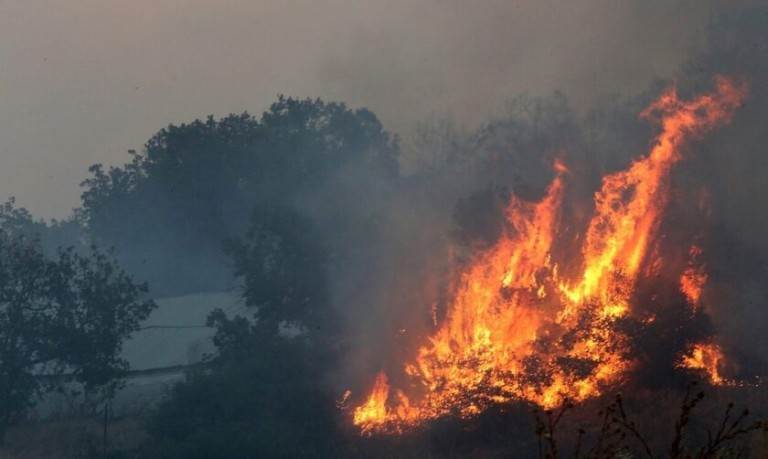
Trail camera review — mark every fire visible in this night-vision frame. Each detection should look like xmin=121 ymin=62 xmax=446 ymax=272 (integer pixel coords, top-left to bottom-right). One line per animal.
xmin=679 ymin=343 xmax=727 ymax=385
xmin=353 ymin=373 xmax=391 ymax=430
xmin=353 ymin=77 xmax=747 ymax=434
xmin=680 ymin=245 xmax=707 ymax=307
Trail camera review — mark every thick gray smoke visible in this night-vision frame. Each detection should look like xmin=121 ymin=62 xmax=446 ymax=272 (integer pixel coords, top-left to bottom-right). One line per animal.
xmin=4 ymin=0 xmax=768 ymax=425
xmin=3 ymin=3 xmax=768 ymax=457
xmin=325 ymin=5 xmax=768 ymax=394
xmin=0 ymin=0 xmax=764 ymax=219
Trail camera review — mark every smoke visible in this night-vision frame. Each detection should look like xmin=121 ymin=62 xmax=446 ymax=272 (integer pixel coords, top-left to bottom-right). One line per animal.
xmin=4 ymin=0 xmax=767 ymax=433
xmin=314 ymin=0 xmax=763 ymax=131
xmin=674 ymin=7 xmax=768 ymax=375
xmin=324 ymin=4 xmax=768 ymax=404
xmin=1 ymin=0 xmax=764 ymax=219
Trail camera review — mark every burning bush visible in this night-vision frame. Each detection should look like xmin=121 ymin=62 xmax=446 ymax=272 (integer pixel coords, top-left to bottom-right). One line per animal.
xmin=352 ymin=77 xmax=750 ymax=434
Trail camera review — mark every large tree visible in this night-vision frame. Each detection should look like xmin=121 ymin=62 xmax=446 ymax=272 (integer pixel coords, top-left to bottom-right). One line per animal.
xmin=142 ymin=208 xmax=342 ymax=458
xmin=79 ymin=97 xmax=398 ymax=296
xmin=0 ymin=203 xmax=155 ymax=443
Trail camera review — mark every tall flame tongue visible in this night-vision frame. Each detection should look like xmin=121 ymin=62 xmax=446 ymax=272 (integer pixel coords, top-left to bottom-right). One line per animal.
xmin=353 ymin=77 xmax=747 ymax=434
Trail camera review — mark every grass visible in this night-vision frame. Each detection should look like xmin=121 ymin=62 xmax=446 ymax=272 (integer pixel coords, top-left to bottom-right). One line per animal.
xmin=532 ymin=383 xmax=768 ymax=459
xmin=0 ymin=414 xmax=148 ymax=459
xmin=1 ymin=384 xmax=766 ymax=458
xmin=349 ymin=383 xmax=768 ymax=459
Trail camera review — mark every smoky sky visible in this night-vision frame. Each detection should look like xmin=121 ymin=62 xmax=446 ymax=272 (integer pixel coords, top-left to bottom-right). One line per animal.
xmin=0 ymin=0 xmax=762 ymax=219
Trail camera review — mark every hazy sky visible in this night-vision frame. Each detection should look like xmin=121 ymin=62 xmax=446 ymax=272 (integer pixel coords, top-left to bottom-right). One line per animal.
xmin=0 ymin=0 xmax=756 ymax=218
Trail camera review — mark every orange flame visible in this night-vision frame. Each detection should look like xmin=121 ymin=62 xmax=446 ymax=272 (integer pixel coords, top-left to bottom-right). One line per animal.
xmin=353 ymin=372 xmax=391 ymax=433
xmin=352 ymin=77 xmax=747 ymax=433
xmin=678 ymin=343 xmax=728 ymax=385
xmin=680 ymin=245 xmax=708 ymax=307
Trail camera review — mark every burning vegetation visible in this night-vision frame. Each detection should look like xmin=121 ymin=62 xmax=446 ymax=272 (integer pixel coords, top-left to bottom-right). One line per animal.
xmin=352 ymin=77 xmax=749 ymax=435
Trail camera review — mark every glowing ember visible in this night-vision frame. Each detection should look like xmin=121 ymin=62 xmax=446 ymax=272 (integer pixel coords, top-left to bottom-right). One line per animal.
xmin=352 ymin=77 xmax=747 ymax=434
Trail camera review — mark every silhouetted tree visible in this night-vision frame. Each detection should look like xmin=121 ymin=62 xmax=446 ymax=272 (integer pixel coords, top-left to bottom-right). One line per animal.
xmin=143 ymin=208 xmax=343 ymax=457
xmin=79 ymin=98 xmax=398 ymax=296
xmin=0 ymin=202 xmax=155 ymax=444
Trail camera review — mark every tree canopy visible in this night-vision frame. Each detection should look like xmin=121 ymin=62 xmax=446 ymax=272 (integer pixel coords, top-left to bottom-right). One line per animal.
xmin=79 ymin=97 xmax=399 ymax=296
xmin=0 ymin=202 xmax=155 ymax=443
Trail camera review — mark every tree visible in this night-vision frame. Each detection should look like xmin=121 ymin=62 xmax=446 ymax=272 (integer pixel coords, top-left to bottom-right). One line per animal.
xmin=143 ymin=320 xmax=344 ymax=459
xmin=78 ymin=98 xmax=399 ymax=296
xmin=0 ymin=203 xmax=155 ymax=443
xmin=142 ymin=207 xmax=344 ymax=458
xmin=223 ymin=207 xmax=335 ymax=337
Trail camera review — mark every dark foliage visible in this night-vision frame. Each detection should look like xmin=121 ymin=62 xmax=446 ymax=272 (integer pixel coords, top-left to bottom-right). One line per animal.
xmin=223 ymin=207 xmax=334 ymax=337
xmin=142 ymin=339 xmax=343 ymax=459
xmin=79 ymin=98 xmax=398 ymax=296
xmin=0 ymin=202 xmax=155 ymax=444
xmin=531 ymin=385 xmax=766 ymax=459
xmin=142 ymin=206 xmax=344 ymax=457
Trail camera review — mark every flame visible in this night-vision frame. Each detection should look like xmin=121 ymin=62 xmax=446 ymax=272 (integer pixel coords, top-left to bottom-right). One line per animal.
xmin=680 ymin=245 xmax=707 ymax=307
xmin=352 ymin=77 xmax=747 ymax=433
xmin=678 ymin=343 xmax=727 ymax=385
xmin=353 ymin=372 xmax=391 ymax=433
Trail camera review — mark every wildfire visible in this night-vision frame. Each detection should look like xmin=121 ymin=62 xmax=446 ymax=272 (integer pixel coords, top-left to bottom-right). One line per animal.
xmin=679 ymin=343 xmax=728 ymax=386
xmin=353 ymin=77 xmax=747 ymax=435
xmin=352 ymin=373 xmax=391 ymax=429
xmin=680 ymin=245 xmax=708 ymax=307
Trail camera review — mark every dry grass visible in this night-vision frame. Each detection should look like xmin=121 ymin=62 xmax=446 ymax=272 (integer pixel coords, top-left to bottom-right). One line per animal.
xmin=0 ymin=414 xmax=147 ymax=459
xmin=1 ymin=385 xmax=766 ymax=458
xmin=529 ymin=384 xmax=768 ymax=459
